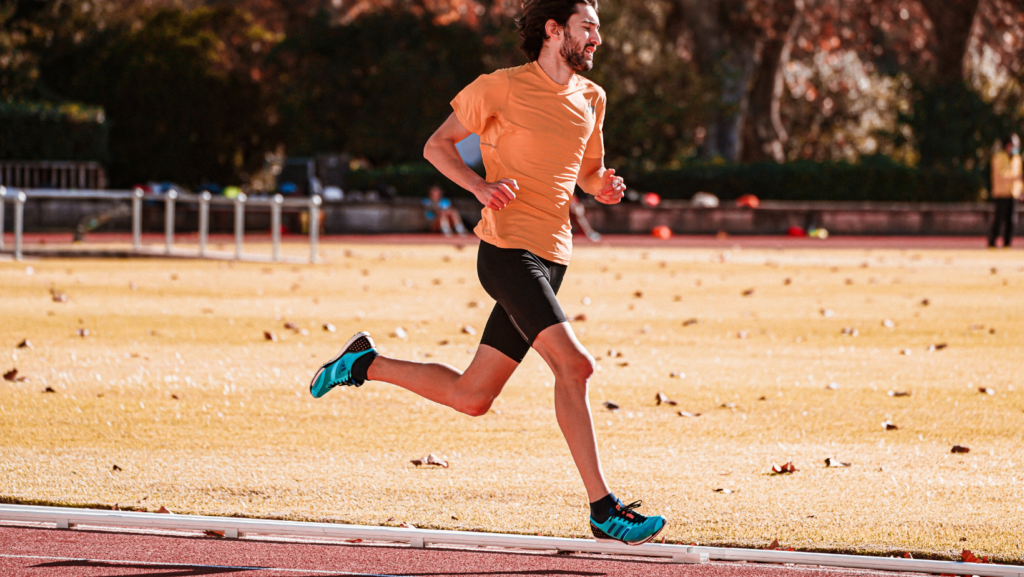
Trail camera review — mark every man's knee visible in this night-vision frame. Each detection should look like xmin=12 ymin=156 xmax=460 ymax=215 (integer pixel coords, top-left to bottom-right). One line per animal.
xmin=556 ymin=352 xmax=596 ymax=387
xmin=452 ymin=372 xmax=505 ymax=417
xmin=455 ymin=394 xmax=493 ymax=417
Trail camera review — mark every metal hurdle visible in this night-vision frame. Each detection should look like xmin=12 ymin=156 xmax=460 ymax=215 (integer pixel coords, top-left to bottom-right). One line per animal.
xmin=1 ymin=186 xmax=322 ymax=263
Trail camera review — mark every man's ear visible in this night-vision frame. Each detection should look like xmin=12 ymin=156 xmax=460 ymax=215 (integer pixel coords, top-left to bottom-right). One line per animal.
xmin=544 ymin=18 xmax=562 ymax=41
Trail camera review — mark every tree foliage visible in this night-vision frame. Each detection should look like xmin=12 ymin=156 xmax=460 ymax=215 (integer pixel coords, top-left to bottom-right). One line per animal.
xmin=1 ymin=0 xmax=1022 ymax=191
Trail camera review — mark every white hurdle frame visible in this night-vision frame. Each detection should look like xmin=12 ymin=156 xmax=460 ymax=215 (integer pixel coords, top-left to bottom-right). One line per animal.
xmin=1 ymin=188 xmax=322 ymax=263
xmin=2 ymin=505 xmax=1023 ymax=575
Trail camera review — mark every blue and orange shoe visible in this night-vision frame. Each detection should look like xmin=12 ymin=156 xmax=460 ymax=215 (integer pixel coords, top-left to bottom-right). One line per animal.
xmin=590 ymin=499 xmax=666 ymax=546
xmin=310 ymin=331 xmax=377 ymax=398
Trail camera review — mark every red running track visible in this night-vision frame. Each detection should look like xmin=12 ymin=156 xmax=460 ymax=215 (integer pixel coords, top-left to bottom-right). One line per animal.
xmin=0 ymin=523 xmax=920 ymax=577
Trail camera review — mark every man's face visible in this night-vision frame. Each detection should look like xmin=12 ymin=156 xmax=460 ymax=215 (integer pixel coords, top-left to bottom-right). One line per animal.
xmin=560 ymin=4 xmax=601 ymax=72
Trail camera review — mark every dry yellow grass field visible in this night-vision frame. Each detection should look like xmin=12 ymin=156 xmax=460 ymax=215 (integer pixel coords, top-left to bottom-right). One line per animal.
xmin=2 ymin=242 xmax=1023 ymax=562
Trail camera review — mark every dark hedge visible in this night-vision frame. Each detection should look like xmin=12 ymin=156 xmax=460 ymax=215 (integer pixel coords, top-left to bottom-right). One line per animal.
xmin=0 ymin=101 xmax=109 ymax=162
xmin=348 ymin=159 xmax=985 ymax=203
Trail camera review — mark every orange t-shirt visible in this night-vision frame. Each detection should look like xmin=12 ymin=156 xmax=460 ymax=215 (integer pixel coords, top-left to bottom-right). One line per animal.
xmin=451 ymin=62 xmax=606 ymax=265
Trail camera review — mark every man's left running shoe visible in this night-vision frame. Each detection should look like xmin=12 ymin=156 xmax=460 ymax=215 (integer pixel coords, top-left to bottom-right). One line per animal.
xmin=590 ymin=499 xmax=666 ymax=546
xmin=310 ymin=331 xmax=376 ymax=398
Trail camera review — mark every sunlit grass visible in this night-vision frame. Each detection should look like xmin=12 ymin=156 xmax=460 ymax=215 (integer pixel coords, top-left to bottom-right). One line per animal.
xmin=1 ymin=243 xmax=1022 ymax=562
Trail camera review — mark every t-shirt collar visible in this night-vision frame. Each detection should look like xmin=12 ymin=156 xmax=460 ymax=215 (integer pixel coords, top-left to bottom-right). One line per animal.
xmin=528 ymin=61 xmax=579 ymax=94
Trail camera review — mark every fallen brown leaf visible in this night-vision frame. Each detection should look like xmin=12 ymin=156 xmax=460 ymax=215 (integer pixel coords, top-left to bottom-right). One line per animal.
xmin=633 ymin=290 xmax=643 ymax=298
xmin=771 ymin=462 xmax=798 ymax=474
xmin=323 ymin=323 xmax=337 ymax=332
xmin=571 ymin=313 xmax=587 ymax=322
xmin=951 ymin=445 xmax=971 ymax=454
xmin=204 ymin=530 xmax=225 ymax=537
xmin=921 ymin=298 xmax=930 ymax=306
xmin=677 ymin=410 xmax=702 ymax=417
xmin=3 ymin=369 xmax=19 ymax=382
xmin=841 ymin=327 xmax=858 ymax=336
xmin=602 ymin=401 xmax=620 ymax=411
xmin=51 ymin=291 xmax=68 ymax=303
xmin=43 ymin=386 xmax=55 ymax=393
xmin=655 ymin=392 xmax=678 ymax=406
xmin=399 ymin=522 xmax=416 ymax=528
xmin=76 ymin=328 xmax=89 ymax=338
xmin=742 ymin=288 xmax=755 ymax=296
xmin=820 ymin=309 xmax=835 ymax=318
xmin=714 ymin=488 xmax=736 ymax=494
xmin=263 ymin=331 xmax=277 ymax=342
xmin=882 ymin=420 xmax=899 ymax=430
xmin=284 ymin=322 xmax=299 ymax=330
xmin=16 ymin=339 xmax=32 ymax=349
xmin=112 ymin=464 xmax=122 ymax=471
xmin=824 ymin=457 xmax=851 ymax=468
xmin=462 ymin=325 xmax=477 ymax=335
xmin=410 ymin=453 xmax=449 ymax=468
xmin=156 ymin=506 xmax=172 ymax=514
xmin=928 ymin=343 xmax=948 ymax=351
xmin=978 ymin=387 xmax=995 ymax=395
xmin=682 ymin=318 xmax=699 ymax=326
xmin=888 ymin=390 xmax=911 ymax=397
xmin=766 ymin=538 xmax=780 ymax=550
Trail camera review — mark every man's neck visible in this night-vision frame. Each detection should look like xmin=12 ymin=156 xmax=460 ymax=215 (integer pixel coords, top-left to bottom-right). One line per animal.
xmin=536 ymin=49 xmax=575 ymax=86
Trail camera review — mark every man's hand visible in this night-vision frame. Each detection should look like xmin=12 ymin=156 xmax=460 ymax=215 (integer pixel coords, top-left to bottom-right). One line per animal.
xmin=594 ymin=168 xmax=625 ymax=205
xmin=473 ymin=178 xmax=519 ymax=210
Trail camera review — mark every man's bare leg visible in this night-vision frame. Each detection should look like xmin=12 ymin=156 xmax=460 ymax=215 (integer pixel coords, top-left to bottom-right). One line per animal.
xmin=531 ymin=322 xmax=610 ymax=502
xmin=366 ymin=344 xmax=518 ymax=417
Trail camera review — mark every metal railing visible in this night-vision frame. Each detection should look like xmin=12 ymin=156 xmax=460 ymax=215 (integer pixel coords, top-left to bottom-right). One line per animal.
xmin=0 ymin=160 xmax=107 ymax=189
xmin=0 ymin=186 xmax=322 ymax=263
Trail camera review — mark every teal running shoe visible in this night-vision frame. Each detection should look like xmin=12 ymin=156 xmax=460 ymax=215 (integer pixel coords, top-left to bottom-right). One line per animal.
xmin=590 ymin=499 xmax=666 ymax=546
xmin=310 ymin=331 xmax=377 ymax=398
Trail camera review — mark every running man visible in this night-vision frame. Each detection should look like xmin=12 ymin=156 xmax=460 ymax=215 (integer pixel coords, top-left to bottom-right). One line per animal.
xmin=310 ymin=0 xmax=666 ymax=546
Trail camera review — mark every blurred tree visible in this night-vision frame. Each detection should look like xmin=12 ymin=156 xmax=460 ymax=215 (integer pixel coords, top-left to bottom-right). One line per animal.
xmin=49 ymin=6 xmax=277 ymax=187
xmin=269 ymin=9 xmax=489 ymax=164
xmin=741 ymin=0 xmax=802 ymax=162
xmin=918 ymin=0 xmax=980 ymax=79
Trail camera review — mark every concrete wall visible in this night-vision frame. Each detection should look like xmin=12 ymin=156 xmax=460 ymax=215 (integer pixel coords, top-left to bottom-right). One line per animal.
xmin=4 ymin=196 xmax=1023 ymax=236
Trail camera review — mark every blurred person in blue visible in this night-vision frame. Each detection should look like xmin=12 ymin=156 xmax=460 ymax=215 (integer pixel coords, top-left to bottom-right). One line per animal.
xmin=423 ymin=184 xmax=467 ymax=236
xmin=989 ymin=133 xmax=1022 ymax=249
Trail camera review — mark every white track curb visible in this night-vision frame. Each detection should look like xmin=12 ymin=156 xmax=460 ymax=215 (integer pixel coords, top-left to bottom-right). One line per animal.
xmin=2 ymin=505 xmax=1022 ymax=575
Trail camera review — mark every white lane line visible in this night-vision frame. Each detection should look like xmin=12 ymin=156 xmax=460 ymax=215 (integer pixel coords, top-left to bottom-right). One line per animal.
xmin=0 ymin=554 xmax=399 ymax=576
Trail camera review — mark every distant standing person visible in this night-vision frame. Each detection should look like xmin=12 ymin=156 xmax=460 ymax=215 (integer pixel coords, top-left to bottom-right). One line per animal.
xmin=989 ymin=133 xmax=1022 ymax=249
xmin=307 ymin=0 xmax=667 ymax=545
xmin=423 ymin=184 xmax=468 ymax=236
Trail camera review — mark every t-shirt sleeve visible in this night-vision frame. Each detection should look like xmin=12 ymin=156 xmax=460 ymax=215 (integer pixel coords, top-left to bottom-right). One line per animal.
xmin=451 ymin=71 xmax=509 ymax=135
xmin=583 ymin=90 xmax=606 ymax=159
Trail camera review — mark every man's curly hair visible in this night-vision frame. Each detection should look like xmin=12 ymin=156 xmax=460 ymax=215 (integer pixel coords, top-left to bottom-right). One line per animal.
xmin=516 ymin=0 xmax=599 ymax=62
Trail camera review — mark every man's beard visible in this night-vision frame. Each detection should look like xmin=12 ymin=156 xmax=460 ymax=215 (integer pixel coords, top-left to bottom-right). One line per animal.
xmin=560 ymin=30 xmax=594 ymax=72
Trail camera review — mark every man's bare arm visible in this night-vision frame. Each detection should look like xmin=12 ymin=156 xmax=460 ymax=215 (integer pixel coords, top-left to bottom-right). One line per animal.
xmin=577 ymin=156 xmax=625 ymax=204
xmin=423 ymin=113 xmax=518 ymax=211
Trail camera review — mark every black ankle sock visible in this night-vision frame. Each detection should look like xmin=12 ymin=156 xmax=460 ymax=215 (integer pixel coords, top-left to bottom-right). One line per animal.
xmin=589 ymin=492 xmax=619 ymax=523
xmin=350 ymin=350 xmax=378 ymax=385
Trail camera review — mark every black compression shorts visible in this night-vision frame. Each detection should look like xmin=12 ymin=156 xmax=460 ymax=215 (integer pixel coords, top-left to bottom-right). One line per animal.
xmin=476 ymin=240 xmax=568 ymax=362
